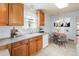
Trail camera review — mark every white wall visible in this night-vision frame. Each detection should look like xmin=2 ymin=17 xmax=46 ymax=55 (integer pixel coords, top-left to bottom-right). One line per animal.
xmin=0 ymin=5 xmax=78 ymax=40
xmin=0 ymin=26 xmax=13 ymax=39
xmin=0 ymin=5 xmax=39 ymax=39
xmin=0 ymin=14 xmax=51 ymax=39
xmin=43 ymin=14 xmax=52 ymax=33
xmin=51 ymin=11 xmax=79 ymax=40
xmin=0 ymin=5 xmax=52 ymax=39
xmin=51 ymin=16 xmax=58 ymax=32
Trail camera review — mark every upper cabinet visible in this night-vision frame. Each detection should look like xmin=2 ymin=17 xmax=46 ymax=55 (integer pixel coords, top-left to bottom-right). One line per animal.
xmin=9 ymin=3 xmax=24 ymax=26
xmin=0 ymin=4 xmax=8 ymax=26
xmin=37 ymin=10 xmax=45 ymax=26
xmin=0 ymin=3 xmax=24 ymax=26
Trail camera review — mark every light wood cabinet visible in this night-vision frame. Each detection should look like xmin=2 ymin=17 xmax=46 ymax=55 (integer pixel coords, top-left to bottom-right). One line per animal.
xmin=29 ymin=38 xmax=37 ymax=56
xmin=37 ymin=10 xmax=45 ymax=26
xmin=29 ymin=35 xmax=42 ymax=56
xmin=0 ymin=3 xmax=24 ymax=26
xmin=11 ymin=44 xmax=28 ymax=56
xmin=11 ymin=40 xmax=29 ymax=56
xmin=0 ymin=35 xmax=42 ymax=56
xmin=36 ymin=36 xmax=42 ymax=52
xmin=9 ymin=3 xmax=24 ymax=26
xmin=11 ymin=35 xmax=42 ymax=56
xmin=0 ymin=4 xmax=8 ymax=25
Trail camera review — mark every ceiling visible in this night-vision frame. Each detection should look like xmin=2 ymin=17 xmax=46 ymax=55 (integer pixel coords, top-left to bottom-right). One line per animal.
xmin=24 ymin=3 xmax=79 ymax=16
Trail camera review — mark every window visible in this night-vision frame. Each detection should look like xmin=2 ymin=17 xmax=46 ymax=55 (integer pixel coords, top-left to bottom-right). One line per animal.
xmin=22 ymin=17 xmax=38 ymax=29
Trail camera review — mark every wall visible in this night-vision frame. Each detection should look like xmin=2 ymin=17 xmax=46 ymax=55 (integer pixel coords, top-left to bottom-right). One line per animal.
xmin=0 ymin=4 xmax=78 ymax=40
xmin=0 ymin=26 xmax=13 ymax=39
xmin=0 ymin=5 xmax=52 ymax=39
xmin=43 ymin=13 xmax=52 ymax=33
xmin=51 ymin=16 xmax=58 ymax=33
xmin=0 ymin=5 xmax=39 ymax=39
xmin=51 ymin=11 xmax=79 ymax=40
xmin=0 ymin=15 xmax=51 ymax=39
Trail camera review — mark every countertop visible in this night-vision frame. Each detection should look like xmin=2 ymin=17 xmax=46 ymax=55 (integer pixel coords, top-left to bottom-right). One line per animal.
xmin=0 ymin=33 xmax=42 ymax=46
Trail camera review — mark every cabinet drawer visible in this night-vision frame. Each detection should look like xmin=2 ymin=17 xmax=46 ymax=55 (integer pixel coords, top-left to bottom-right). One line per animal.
xmin=12 ymin=39 xmax=29 ymax=48
xmin=29 ymin=35 xmax=42 ymax=41
xmin=36 ymin=35 xmax=42 ymax=39
xmin=29 ymin=37 xmax=37 ymax=42
xmin=21 ymin=39 xmax=29 ymax=44
xmin=35 ymin=35 xmax=42 ymax=38
xmin=12 ymin=41 xmax=22 ymax=48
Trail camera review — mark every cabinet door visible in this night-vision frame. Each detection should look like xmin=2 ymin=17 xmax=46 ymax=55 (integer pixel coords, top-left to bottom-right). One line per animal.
xmin=41 ymin=12 xmax=44 ymax=26
xmin=29 ymin=39 xmax=37 ymax=56
xmin=9 ymin=3 xmax=24 ymax=26
xmin=12 ymin=44 xmax=28 ymax=56
xmin=36 ymin=36 xmax=42 ymax=52
xmin=37 ymin=10 xmax=45 ymax=26
xmin=0 ymin=4 xmax=8 ymax=25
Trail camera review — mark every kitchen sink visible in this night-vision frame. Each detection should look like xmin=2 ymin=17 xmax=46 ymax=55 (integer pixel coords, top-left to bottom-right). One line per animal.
xmin=0 ymin=35 xmax=23 ymax=40
xmin=16 ymin=35 xmax=23 ymax=37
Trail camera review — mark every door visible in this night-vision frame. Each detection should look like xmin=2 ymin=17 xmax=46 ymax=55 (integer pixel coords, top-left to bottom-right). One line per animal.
xmin=9 ymin=3 xmax=24 ymax=26
xmin=0 ymin=4 xmax=8 ymax=25
xmin=12 ymin=44 xmax=28 ymax=56
xmin=29 ymin=38 xmax=37 ymax=56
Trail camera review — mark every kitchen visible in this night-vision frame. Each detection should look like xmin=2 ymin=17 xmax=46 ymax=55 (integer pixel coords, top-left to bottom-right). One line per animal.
xmin=0 ymin=3 xmax=78 ymax=56
xmin=0 ymin=3 xmax=49 ymax=56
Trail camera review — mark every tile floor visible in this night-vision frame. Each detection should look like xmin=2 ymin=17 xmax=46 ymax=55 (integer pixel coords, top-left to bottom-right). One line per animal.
xmin=36 ymin=41 xmax=76 ymax=56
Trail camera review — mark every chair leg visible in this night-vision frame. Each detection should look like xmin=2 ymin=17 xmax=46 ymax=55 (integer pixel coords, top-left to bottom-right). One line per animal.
xmin=58 ymin=41 xmax=66 ymax=47
xmin=63 ymin=41 xmax=66 ymax=48
xmin=58 ymin=41 xmax=61 ymax=47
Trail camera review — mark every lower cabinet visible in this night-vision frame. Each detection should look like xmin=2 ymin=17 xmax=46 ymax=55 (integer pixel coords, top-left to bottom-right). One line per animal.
xmin=29 ymin=35 xmax=42 ymax=56
xmin=10 ymin=35 xmax=42 ymax=56
xmin=36 ymin=36 xmax=42 ymax=52
xmin=29 ymin=38 xmax=37 ymax=56
xmin=11 ymin=44 xmax=28 ymax=56
xmin=11 ymin=40 xmax=29 ymax=56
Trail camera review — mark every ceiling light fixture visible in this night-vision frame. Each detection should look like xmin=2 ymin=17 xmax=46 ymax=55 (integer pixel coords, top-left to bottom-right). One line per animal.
xmin=55 ymin=3 xmax=68 ymax=9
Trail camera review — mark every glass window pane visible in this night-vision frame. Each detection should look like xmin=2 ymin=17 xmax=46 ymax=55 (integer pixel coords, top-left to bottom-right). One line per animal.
xmin=23 ymin=16 xmax=37 ymax=29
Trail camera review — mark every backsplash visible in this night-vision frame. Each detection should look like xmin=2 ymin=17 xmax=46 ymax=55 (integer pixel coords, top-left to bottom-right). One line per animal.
xmin=0 ymin=26 xmax=39 ymax=39
xmin=0 ymin=26 xmax=13 ymax=38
